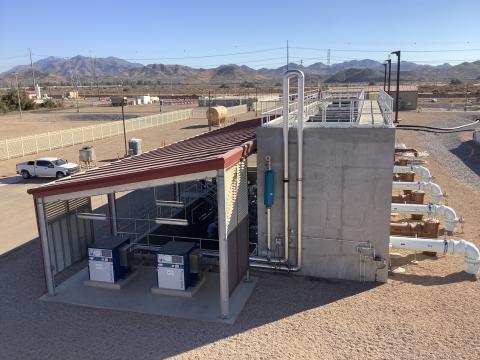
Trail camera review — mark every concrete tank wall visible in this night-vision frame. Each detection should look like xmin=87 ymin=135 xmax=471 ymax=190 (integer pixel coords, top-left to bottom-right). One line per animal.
xmin=256 ymin=125 xmax=395 ymax=282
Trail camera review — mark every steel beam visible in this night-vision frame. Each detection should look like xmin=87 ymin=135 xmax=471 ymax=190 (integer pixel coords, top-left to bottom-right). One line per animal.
xmin=216 ymin=169 xmax=230 ymax=319
xmin=36 ymin=197 xmax=55 ymax=296
xmin=107 ymin=192 xmax=118 ymax=236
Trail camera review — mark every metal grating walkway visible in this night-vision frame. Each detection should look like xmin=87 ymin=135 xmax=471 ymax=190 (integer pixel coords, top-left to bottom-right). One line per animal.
xmin=359 ymin=100 xmax=385 ymax=126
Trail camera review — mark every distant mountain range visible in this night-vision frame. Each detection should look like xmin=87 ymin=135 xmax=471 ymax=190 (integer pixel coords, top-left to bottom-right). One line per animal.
xmin=1 ymin=55 xmax=480 ymax=87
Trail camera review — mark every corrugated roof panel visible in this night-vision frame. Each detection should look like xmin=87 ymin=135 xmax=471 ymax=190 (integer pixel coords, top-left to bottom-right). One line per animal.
xmin=28 ymin=118 xmax=262 ymax=198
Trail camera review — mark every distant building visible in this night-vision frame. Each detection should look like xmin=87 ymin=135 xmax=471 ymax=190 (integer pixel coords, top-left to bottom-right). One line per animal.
xmin=363 ymin=85 xmax=418 ymax=110
xmin=110 ymin=96 xmax=128 ymax=106
xmin=66 ymin=90 xmax=79 ymax=99
xmin=136 ymin=95 xmax=151 ymax=105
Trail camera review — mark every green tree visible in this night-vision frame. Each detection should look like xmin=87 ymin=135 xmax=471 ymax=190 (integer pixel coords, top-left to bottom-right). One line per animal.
xmin=450 ymin=78 xmax=462 ymax=85
xmin=239 ymin=81 xmax=255 ymax=88
xmin=39 ymin=99 xmax=58 ymax=109
xmin=1 ymin=89 xmax=35 ymax=111
xmin=0 ymin=99 xmax=8 ymax=113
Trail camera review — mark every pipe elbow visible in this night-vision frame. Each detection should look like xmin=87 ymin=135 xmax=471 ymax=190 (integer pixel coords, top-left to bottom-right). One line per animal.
xmin=284 ymin=69 xmax=305 ymax=78
xmin=437 ymin=205 xmax=459 ymax=232
xmin=457 ymin=240 xmax=480 ymax=275
xmin=414 ymin=166 xmax=433 ymax=182
xmin=438 ymin=205 xmax=458 ymax=222
xmin=425 ymin=182 xmax=444 ymax=204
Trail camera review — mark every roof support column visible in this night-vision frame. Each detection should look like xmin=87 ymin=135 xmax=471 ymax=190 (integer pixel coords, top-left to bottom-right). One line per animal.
xmin=216 ymin=169 xmax=230 ymax=319
xmin=36 ymin=197 xmax=55 ymax=296
xmin=107 ymin=192 xmax=118 ymax=236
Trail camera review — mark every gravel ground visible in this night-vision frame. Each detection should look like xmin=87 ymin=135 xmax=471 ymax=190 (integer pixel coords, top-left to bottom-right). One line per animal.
xmin=419 ymin=117 xmax=480 ymax=191
xmin=1 ymin=111 xmax=480 ymax=359
xmin=1 ymin=239 xmax=480 ymax=360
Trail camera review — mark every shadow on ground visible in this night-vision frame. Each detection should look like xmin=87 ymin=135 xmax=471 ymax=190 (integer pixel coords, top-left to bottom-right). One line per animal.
xmin=450 ymin=140 xmax=480 ymax=177
xmin=0 ymin=239 xmax=380 ymax=359
xmin=0 ymin=175 xmax=51 ymax=186
xmin=181 ymin=124 xmax=209 ymax=129
xmin=390 ymin=253 xmax=477 ymax=286
xmin=390 ymin=270 xmax=476 ymax=286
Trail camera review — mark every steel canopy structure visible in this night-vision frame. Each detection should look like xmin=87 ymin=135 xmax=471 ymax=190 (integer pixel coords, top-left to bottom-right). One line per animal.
xmin=29 ymin=118 xmax=262 ymax=320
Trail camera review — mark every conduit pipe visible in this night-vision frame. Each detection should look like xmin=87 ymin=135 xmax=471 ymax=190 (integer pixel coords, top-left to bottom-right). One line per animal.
xmin=390 ymin=236 xmax=480 ymax=275
xmin=393 ymin=165 xmax=433 ymax=182
xmin=391 ymin=203 xmax=460 ymax=233
xmin=251 ymin=69 xmax=305 ymax=272
xmin=282 ymin=69 xmax=304 ymax=268
xmin=392 ymin=181 xmax=445 ymax=204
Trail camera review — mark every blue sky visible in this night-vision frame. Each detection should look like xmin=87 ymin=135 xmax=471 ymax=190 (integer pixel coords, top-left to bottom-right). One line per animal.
xmin=1 ymin=0 xmax=480 ymax=71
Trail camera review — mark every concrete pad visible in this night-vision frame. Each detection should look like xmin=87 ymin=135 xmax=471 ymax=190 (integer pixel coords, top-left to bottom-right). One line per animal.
xmin=83 ymin=269 xmax=139 ymax=290
xmin=151 ymin=274 xmax=207 ymax=298
xmin=41 ymin=267 xmax=257 ymax=324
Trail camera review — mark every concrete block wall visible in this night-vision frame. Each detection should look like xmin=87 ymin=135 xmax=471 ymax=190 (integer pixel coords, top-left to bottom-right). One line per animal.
xmin=256 ymin=126 xmax=395 ymax=282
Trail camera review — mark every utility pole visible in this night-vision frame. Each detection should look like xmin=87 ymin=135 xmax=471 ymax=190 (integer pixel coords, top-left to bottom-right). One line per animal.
xmin=93 ymin=57 xmax=100 ymax=100
xmin=208 ymin=90 xmax=211 ymax=131
xmin=75 ymin=73 xmax=80 ymax=113
xmin=255 ymin=86 xmax=258 ymax=116
xmin=387 ymin=59 xmax=392 ymax=94
xmin=14 ymin=72 xmax=22 ymax=119
xmin=391 ymin=51 xmax=401 ymax=123
xmin=29 ymin=48 xmax=36 ymax=90
xmin=464 ymin=84 xmax=468 ymax=112
xmin=383 ymin=62 xmax=387 ymax=91
xmin=327 ymin=49 xmax=331 ymax=70
xmin=121 ymin=100 xmax=128 ymax=156
xmin=286 ymin=40 xmax=289 ymax=70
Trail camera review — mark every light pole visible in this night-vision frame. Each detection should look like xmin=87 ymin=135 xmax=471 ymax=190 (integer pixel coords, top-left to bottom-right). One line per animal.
xmin=387 ymin=59 xmax=392 ymax=94
xmin=383 ymin=63 xmax=387 ymax=91
xmin=391 ymin=50 xmax=401 ymax=123
xmin=14 ymin=72 xmax=22 ymax=119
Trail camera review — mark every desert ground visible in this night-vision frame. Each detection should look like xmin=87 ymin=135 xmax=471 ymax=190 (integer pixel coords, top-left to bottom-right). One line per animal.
xmin=0 ymin=110 xmax=479 ymax=359
xmin=0 ymin=110 xmax=254 ymax=254
xmin=0 ymin=98 xmax=197 ymax=138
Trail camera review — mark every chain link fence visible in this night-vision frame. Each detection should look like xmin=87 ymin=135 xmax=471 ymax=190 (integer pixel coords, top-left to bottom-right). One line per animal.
xmin=0 ymin=104 xmax=248 ymax=161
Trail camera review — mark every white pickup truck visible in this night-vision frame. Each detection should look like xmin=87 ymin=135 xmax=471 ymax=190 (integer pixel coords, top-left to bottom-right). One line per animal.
xmin=16 ymin=157 xmax=80 ymax=179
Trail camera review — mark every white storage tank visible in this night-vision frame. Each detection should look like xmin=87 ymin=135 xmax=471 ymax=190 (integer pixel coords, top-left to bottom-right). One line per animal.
xmin=79 ymin=146 xmax=96 ymax=162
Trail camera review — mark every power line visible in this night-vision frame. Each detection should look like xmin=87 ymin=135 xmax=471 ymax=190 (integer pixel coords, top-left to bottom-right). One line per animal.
xmin=291 ymin=46 xmax=480 ymax=53
xmin=31 ymin=47 xmax=285 ymax=61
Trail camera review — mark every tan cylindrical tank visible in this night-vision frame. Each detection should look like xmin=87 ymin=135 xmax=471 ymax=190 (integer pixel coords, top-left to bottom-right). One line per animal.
xmin=206 ymin=106 xmax=228 ymax=126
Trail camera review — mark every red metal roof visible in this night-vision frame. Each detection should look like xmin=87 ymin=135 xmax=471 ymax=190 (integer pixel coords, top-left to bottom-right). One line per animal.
xmin=28 ymin=118 xmax=262 ymax=198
